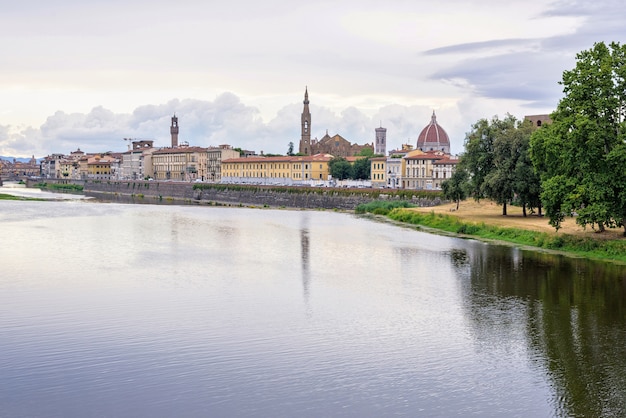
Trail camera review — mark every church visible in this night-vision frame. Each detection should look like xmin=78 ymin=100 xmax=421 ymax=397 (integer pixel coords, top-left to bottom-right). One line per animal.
xmin=298 ymin=88 xmax=374 ymax=157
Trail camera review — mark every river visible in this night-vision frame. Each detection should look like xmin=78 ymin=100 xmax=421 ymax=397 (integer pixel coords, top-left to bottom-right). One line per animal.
xmin=1 ymin=193 xmax=625 ymax=417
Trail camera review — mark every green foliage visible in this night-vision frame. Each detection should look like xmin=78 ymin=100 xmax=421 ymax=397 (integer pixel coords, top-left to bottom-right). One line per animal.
xmin=329 ymin=157 xmax=352 ymax=180
xmin=530 ymin=41 xmax=626 ymax=233
xmin=357 ymin=148 xmax=375 ymax=157
xmin=352 ymin=157 xmax=371 ymax=180
xmin=386 ymin=208 xmax=626 ymax=263
xmin=287 ymin=142 xmax=294 ymax=156
xmin=35 ymin=182 xmax=83 ymax=192
xmin=355 ymin=200 xmax=416 ymax=215
xmin=441 ymin=168 xmax=470 ymax=209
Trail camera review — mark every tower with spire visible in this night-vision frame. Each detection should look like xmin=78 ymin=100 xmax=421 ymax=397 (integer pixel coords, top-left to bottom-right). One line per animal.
xmin=299 ymin=87 xmax=311 ymax=155
xmin=170 ymin=114 xmax=179 ymax=148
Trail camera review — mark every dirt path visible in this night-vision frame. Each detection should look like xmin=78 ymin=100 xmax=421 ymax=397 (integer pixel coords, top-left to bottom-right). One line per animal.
xmin=409 ymin=199 xmax=625 ymax=240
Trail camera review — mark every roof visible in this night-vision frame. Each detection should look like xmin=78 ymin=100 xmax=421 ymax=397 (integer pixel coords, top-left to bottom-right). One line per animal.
xmin=222 ymin=153 xmax=333 ymax=164
xmin=417 ymin=111 xmax=450 ymax=149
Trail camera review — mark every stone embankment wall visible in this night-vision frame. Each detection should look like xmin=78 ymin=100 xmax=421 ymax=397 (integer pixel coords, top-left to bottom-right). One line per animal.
xmin=29 ymin=179 xmax=444 ymax=210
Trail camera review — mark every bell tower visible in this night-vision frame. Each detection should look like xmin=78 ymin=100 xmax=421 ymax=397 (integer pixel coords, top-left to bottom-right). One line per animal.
xmin=170 ymin=114 xmax=179 ymax=148
xmin=299 ymin=87 xmax=311 ymax=155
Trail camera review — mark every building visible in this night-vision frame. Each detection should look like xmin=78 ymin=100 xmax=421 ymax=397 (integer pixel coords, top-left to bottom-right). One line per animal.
xmin=87 ymin=154 xmax=119 ymax=180
xmin=206 ymin=145 xmax=241 ymax=182
xmin=152 ymin=145 xmax=206 ymax=181
xmin=524 ymin=114 xmax=551 ymax=128
xmin=297 ymin=88 xmax=374 ymax=157
xmin=416 ymin=111 xmax=450 ymax=154
xmin=121 ymin=140 xmax=154 ymax=180
xmin=221 ymin=154 xmax=333 ymax=185
xmin=170 ymin=115 xmax=179 ymax=148
xmin=375 ymin=126 xmax=387 ymax=155
xmin=369 ymin=114 xmax=458 ymax=189
xmin=401 ymin=150 xmax=458 ymax=190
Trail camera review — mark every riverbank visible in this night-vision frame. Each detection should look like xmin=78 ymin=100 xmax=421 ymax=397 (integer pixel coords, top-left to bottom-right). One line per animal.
xmin=382 ymin=200 xmax=626 ymax=264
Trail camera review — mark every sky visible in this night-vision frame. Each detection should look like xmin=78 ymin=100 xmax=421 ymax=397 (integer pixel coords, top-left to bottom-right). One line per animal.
xmin=1 ymin=0 xmax=625 ymax=158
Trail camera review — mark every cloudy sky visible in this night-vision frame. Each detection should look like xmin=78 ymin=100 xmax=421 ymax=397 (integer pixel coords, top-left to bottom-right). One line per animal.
xmin=1 ymin=0 xmax=625 ymax=158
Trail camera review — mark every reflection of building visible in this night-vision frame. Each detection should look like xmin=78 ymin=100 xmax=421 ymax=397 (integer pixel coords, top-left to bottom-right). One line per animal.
xmin=297 ymin=88 xmax=374 ymax=157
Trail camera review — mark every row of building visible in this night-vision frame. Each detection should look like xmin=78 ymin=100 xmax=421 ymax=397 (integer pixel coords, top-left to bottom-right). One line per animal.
xmin=6 ymin=89 xmax=514 ymax=189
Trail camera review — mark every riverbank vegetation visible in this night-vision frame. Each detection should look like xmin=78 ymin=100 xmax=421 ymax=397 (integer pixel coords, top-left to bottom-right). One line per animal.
xmin=35 ymin=183 xmax=84 ymax=192
xmin=356 ymin=199 xmax=626 ymax=264
xmin=442 ymin=41 xmax=626 ymax=237
xmin=0 ymin=193 xmax=46 ymax=201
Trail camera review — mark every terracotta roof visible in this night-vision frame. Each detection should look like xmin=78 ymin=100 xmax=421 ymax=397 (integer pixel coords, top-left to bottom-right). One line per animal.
xmin=417 ymin=111 xmax=450 ymax=149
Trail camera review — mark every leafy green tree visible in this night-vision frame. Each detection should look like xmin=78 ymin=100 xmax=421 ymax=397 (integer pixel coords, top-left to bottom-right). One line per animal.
xmin=460 ymin=117 xmax=497 ymax=200
xmin=357 ymin=147 xmax=374 ymax=157
xmin=441 ymin=168 xmax=469 ymax=210
xmin=352 ymin=157 xmax=371 ymax=180
xmin=513 ymin=122 xmax=542 ymax=217
xmin=329 ymin=157 xmax=352 ymax=180
xmin=287 ymin=142 xmax=294 ymax=156
xmin=530 ymin=42 xmax=626 ymax=233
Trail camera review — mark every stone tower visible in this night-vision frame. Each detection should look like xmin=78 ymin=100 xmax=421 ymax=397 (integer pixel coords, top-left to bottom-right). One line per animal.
xmin=299 ymin=87 xmax=311 ymax=155
xmin=375 ymin=125 xmax=387 ymax=155
xmin=170 ymin=114 xmax=179 ymax=148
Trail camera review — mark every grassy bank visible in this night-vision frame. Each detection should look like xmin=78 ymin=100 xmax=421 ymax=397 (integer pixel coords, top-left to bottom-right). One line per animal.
xmin=35 ymin=183 xmax=84 ymax=192
xmin=357 ymin=204 xmax=626 ymax=264
xmin=0 ymin=193 xmax=46 ymax=201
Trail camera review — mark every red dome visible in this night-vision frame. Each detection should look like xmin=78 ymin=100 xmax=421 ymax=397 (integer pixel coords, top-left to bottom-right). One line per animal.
xmin=417 ymin=111 xmax=450 ymax=153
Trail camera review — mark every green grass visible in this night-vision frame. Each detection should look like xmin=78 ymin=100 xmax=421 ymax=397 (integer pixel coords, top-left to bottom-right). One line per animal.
xmin=355 ymin=200 xmax=416 ymax=215
xmin=35 ymin=183 xmax=83 ymax=192
xmin=380 ymin=208 xmax=626 ymax=264
xmin=0 ymin=193 xmax=46 ymax=201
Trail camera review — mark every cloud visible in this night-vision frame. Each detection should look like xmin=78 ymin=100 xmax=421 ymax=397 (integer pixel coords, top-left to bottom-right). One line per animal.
xmin=1 ymin=92 xmax=475 ymax=158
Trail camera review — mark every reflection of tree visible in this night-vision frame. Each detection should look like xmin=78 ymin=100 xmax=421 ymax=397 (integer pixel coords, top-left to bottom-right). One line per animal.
xmin=456 ymin=246 xmax=626 ymax=417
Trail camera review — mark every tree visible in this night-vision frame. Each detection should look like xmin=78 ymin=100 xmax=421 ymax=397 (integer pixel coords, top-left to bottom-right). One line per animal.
xmin=352 ymin=157 xmax=371 ymax=180
xmin=328 ymin=157 xmax=352 ymax=180
xmin=357 ymin=148 xmax=374 ymax=157
xmin=441 ymin=168 xmax=469 ymax=210
xmin=459 ymin=117 xmax=497 ymax=200
xmin=530 ymin=42 xmax=626 ymax=234
xmin=287 ymin=142 xmax=294 ymax=156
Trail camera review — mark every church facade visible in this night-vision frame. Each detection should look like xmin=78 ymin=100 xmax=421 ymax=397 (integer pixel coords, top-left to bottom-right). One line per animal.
xmin=298 ymin=88 xmax=373 ymax=157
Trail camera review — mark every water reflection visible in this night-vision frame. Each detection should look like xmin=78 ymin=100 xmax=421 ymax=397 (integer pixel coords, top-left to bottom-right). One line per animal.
xmin=300 ymin=214 xmax=311 ymax=304
xmin=459 ymin=245 xmax=626 ymax=417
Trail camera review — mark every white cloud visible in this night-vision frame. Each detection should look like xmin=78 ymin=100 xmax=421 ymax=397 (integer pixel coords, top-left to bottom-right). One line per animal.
xmin=1 ymin=0 xmax=626 ymax=159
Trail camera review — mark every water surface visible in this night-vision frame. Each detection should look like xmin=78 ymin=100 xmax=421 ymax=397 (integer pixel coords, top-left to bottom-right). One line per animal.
xmin=1 ymin=199 xmax=625 ymax=417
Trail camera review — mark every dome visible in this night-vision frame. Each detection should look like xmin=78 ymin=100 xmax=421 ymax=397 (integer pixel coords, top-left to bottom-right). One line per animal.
xmin=417 ymin=111 xmax=450 ymax=154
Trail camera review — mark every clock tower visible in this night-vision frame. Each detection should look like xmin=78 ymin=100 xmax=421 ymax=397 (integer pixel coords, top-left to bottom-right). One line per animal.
xmin=170 ymin=114 xmax=179 ymax=148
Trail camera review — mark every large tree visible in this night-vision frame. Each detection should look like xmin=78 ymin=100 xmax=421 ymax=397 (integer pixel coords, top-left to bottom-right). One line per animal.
xmin=530 ymin=42 xmax=626 ymax=233
xmin=441 ymin=168 xmax=469 ymax=210
xmin=461 ymin=114 xmax=540 ymax=216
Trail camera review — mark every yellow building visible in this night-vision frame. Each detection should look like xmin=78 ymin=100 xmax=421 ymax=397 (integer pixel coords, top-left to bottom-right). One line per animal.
xmin=222 ymin=154 xmax=332 ymax=185
xmin=87 ymin=155 xmax=116 ymax=180
xmin=401 ymin=150 xmax=458 ymax=190
xmin=370 ymin=156 xmax=387 ymax=188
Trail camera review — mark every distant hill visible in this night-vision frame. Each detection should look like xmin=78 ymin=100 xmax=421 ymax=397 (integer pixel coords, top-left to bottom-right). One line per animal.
xmin=1 ymin=156 xmax=41 ymax=163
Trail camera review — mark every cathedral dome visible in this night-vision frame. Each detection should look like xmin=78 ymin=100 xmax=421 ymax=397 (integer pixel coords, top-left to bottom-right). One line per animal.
xmin=417 ymin=111 xmax=450 ymax=154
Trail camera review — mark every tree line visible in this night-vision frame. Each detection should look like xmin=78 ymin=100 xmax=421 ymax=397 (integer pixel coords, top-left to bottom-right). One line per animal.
xmin=442 ymin=41 xmax=626 ymax=235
